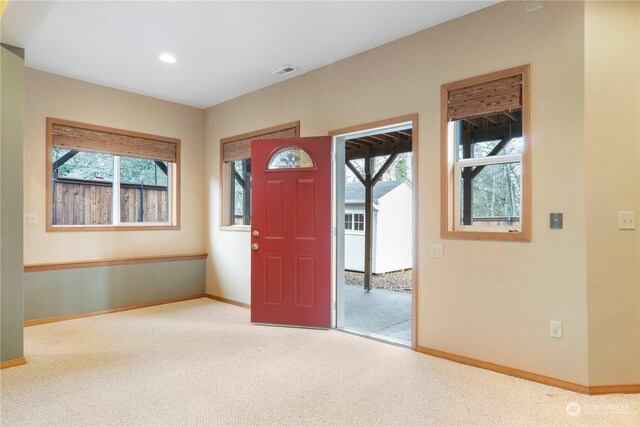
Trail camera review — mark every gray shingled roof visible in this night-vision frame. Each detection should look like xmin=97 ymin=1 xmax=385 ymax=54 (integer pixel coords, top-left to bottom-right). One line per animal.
xmin=344 ymin=180 xmax=407 ymax=202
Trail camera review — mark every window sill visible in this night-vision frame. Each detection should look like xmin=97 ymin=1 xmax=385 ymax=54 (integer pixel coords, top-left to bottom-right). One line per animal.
xmin=441 ymin=229 xmax=530 ymax=242
xmin=219 ymin=225 xmax=251 ymax=232
xmin=47 ymin=224 xmax=179 ymax=232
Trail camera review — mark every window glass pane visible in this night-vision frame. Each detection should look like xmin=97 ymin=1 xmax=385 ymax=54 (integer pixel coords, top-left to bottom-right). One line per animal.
xmin=120 ymin=157 xmax=168 ymax=186
xmin=230 ymin=159 xmax=251 ymax=226
xmin=345 ymin=214 xmax=353 ymax=230
xmin=52 ymin=148 xmax=113 ymax=225
xmin=459 ymin=162 xmax=521 ymax=227
xmin=452 ymin=111 xmax=523 ymax=161
xmin=472 ymin=137 xmax=523 ymax=158
xmin=268 ymin=147 xmax=314 ymax=169
xmin=353 ymin=213 xmax=364 ymax=231
xmin=120 ymin=156 xmax=169 ymax=223
xmin=54 ymin=148 xmax=114 ymax=181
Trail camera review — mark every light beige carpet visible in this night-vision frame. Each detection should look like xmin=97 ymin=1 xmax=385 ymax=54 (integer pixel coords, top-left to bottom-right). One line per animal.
xmin=1 ymin=298 xmax=638 ymax=426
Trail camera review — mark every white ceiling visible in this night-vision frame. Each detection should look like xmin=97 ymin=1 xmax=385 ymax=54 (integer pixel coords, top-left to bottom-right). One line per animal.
xmin=1 ymin=1 xmax=499 ymax=109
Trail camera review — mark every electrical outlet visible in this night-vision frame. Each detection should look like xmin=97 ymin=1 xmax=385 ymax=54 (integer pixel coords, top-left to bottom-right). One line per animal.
xmin=429 ymin=244 xmax=443 ymax=258
xmin=24 ymin=213 xmax=37 ymax=224
xmin=550 ymin=320 xmax=562 ymax=339
xmin=618 ymin=212 xmax=636 ymax=230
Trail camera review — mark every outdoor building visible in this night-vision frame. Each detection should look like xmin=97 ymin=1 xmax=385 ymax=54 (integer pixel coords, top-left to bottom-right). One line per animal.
xmin=344 ymin=180 xmax=412 ymax=274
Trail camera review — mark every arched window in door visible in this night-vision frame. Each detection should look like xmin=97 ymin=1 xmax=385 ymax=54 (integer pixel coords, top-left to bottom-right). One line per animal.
xmin=267 ymin=146 xmax=314 ymax=169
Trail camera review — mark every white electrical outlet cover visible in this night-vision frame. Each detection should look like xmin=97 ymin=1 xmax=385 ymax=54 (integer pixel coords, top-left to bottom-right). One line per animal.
xmin=550 ymin=320 xmax=562 ymax=339
xmin=618 ymin=212 xmax=636 ymax=230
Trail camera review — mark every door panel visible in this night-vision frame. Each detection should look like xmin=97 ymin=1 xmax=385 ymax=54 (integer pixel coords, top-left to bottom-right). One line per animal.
xmin=264 ymin=256 xmax=284 ymax=305
xmin=265 ymin=180 xmax=284 ymax=238
xmin=251 ymin=137 xmax=331 ymax=328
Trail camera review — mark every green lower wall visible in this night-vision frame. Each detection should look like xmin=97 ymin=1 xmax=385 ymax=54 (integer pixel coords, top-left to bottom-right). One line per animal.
xmin=24 ymin=259 xmax=205 ymax=321
xmin=1 ymin=44 xmax=25 ymax=362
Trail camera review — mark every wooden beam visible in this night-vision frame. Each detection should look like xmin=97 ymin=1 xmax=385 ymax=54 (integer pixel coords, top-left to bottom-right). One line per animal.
xmin=469 ymin=137 xmax=511 ymax=179
xmin=345 ymin=138 xmax=412 ymax=161
xmin=52 ymin=150 xmax=79 ymax=170
xmin=372 ymin=153 xmax=398 ymax=186
xmin=233 ymin=169 xmax=245 ymax=188
xmin=471 ymin=123 xmax=522 ymax=143
xmin=154 ymin=160 xmax=168 ymax=175
xmin=346 ymin=161 xmax=365 ymax=185
xmin=503 ymin=112 xmax=518 ymax=121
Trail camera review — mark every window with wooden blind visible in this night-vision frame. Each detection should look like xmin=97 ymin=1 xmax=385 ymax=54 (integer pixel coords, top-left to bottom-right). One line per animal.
xmin=219 ymin=121 xmax=299 ymax=229
xmin=46 ymin=118 xmax=180 ymax=231
xmin=441 ymin=65 xmax=531 ymax=241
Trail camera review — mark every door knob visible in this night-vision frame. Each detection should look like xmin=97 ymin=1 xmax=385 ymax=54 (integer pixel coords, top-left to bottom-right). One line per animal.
xmin=252 ymin=230 xmax=260 ymax=237
xmin=251 ymin=243 xmax=259 ymax=250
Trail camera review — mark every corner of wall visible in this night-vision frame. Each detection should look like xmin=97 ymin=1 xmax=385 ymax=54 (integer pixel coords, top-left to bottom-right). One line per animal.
xmin=584 ymin=0 xmax=640 ymax=386
xmin=1 ymin=44 xmax=25 ymax=362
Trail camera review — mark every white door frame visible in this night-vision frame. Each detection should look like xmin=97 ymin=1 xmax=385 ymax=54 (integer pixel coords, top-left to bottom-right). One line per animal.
xmin=329 ymin=114 xmax=419 ymax=349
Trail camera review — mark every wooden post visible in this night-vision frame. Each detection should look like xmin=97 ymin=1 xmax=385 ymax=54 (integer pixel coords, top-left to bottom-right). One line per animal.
xmin=363 ymin=148 xmax=373 ymax=292
xmin=460 ymin=121 xmax=473 ymax=225
xmin=52 ymin=169 xmax=58 ymax=225
xmin=229 ymin=162 xmax=236 ymax=225
xmin=346 ymin=150 xmax=399 ymax=293
xmin=139 ymin=184 xmax=144 ymax=222
xmin=242 ymin=159 xmax=251 ymax=225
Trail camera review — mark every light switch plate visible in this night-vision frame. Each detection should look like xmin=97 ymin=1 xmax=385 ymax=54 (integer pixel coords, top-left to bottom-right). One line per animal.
xmin=619 ymin=212 xmax=636 ymax=230
xmin=550 ymin=213 xmax=563 ymax=230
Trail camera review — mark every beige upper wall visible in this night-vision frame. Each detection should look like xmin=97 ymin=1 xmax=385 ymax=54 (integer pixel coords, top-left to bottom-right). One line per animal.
xmin=585 ymin=1 xmax=640 ymax=386
xmin=205 ymin=1 xmax=594 ymax=384
xmin=24 ymin=69 xmax=206 ymax=264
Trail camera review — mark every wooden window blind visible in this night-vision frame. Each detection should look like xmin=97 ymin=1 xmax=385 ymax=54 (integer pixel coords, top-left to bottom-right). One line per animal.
xmin=51 ymin=123 xmax=178 ymax=163
xmin=222 ymin=126 xmax=297 ymax=163
xmin=447 ymin=75 xmax=522 ymax=121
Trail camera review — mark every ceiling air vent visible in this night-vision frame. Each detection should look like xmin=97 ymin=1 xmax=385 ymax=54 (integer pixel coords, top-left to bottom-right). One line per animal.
xmin=273 ymin=66 xmax=298 ymax=77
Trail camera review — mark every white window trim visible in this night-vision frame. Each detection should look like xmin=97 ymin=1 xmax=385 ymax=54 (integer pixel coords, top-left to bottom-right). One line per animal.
xmin=344 ymin=210 xmax=365 ymax=234
xmin=453 ymin=153 xmax=523 ymax=233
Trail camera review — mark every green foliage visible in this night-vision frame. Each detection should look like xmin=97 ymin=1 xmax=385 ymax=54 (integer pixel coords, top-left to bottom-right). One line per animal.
xmin=120 ymin=156 xmax=168 ymax=186
xmin=461 ymin=137 xmax=523 ymax=221
xmin=53 ymin=149 xmax=168 ymax=187
xmin=55 ymin=148 xmax=114 ymax=181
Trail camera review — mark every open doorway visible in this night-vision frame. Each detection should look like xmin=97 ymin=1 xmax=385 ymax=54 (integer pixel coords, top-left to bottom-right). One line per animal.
xmin=332 ymin=116 xmax=417 ymax=347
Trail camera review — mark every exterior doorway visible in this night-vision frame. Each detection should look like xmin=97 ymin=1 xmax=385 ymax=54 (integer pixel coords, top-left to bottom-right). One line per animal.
xmin=330 ymin=115 xmax=418 ymax=348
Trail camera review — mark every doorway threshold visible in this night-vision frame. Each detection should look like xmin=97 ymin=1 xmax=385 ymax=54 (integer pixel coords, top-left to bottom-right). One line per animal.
xmin=336 ymin=327 xmax=411 ymax=349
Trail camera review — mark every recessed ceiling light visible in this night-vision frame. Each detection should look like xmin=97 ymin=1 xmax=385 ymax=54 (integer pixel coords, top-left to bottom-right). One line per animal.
xmin=159 ymin=53 xmax=177 ymax=64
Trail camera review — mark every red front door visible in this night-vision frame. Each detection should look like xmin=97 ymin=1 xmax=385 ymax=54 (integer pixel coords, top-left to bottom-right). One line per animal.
xmin=251 ymin=137 xmax=332 ymax=328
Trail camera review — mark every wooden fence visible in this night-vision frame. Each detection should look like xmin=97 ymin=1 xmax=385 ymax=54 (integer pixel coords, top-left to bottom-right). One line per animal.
xmin=53 ymin=178 xmax=168 ymax=225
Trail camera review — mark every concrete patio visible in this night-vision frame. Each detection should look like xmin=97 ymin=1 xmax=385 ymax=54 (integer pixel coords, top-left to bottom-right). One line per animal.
xmin=342 ymin=284 xmax=412 ymax=345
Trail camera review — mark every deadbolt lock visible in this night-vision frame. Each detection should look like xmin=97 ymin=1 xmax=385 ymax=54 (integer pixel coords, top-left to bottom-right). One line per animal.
xmin=252 ymin=230 xmax=260 ymax=237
